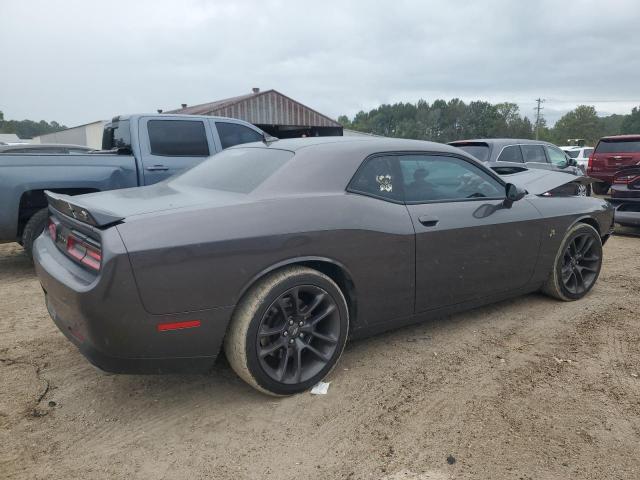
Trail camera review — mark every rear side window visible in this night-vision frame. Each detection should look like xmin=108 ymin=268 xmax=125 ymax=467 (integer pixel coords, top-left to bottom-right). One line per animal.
xmin=348 ymin=156 xmax=400 ymax=201
xmin=216 ymin=122 xmax=263 ymax=149
xmin=172 ymin=148 xmax=292 ymax=193
xmin=521 ymin=144 xmax=547 ymax=163
xmin=102 ymin=120 xmax=131 ymax=150
xmin=497 ymin=145 xmax=524 ymax=163
xmin=595 ymin=139 xmax=640 ymax=153
xmin=451 ymin=143 xmax=490 ymax=162
xmin=148 ymin=120 xmax=209 ymax=156
xmin=583 ymin=148 xmax=594 ymax=157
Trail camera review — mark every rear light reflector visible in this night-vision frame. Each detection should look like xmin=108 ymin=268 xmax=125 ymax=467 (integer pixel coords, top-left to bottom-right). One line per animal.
xmin=157 ymin=320 xmax=201 ymax=332
xmin=587 ymin=155 xmax=594 ymax=174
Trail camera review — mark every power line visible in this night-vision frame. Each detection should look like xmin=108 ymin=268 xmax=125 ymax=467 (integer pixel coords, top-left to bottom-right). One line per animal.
xmin=534 ymin=98 xmax=545 ymax=140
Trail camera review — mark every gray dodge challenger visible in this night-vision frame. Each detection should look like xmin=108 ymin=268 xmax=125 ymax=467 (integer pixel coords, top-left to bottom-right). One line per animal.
xmin=33 ymin=137 xmax=614 ymax=395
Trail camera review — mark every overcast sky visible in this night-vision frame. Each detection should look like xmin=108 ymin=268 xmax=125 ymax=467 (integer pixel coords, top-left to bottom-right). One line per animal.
xmin=2 ymin=0 xmax=640 ymax=127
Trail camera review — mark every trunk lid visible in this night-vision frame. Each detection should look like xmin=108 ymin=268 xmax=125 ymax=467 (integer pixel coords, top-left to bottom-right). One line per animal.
xmin=46 ymin=182 xmax=247 ymax=227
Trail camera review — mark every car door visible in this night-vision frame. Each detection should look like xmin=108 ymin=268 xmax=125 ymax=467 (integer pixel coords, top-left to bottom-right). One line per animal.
xmin=396 ymin=153 xmax=542 ymax=312
xmin=139 ymin=117 xmax=215 ymax=185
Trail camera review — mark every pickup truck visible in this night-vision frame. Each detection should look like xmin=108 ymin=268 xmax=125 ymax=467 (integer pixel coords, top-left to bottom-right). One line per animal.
xmin=0 ymin=113 xmax=267 ymax=257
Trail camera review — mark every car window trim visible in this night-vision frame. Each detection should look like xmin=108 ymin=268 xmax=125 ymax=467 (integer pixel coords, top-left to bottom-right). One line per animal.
xmin=347 ymin=151 xmax=507 ymax=205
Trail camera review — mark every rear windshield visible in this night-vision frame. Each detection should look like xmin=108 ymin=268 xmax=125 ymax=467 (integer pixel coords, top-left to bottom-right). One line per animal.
xmin=595 ymin=139 xmax=640 ymax=154
xmin=451 ymin=143 xmax=490 ymax=162
xmin=172 ymin=147 xmax=293 ymax=193
xmin=566 ymin=150 xmax=580 ymax=158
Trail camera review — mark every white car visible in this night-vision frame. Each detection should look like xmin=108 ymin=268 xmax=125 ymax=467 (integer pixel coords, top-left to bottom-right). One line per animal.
xmin=560 ymin=146 xmax=594 ymax=172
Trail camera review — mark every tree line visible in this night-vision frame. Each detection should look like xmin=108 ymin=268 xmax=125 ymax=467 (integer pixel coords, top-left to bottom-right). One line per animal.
xmin=339 ymin=101 xmax=640 ymax=146
xmin=0 ymin=111 xmax=67 ymax=139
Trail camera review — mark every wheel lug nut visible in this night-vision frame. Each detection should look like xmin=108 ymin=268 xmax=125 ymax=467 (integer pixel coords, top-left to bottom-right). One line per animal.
xmin=283 ymin=331 xmax=288 ymax=336
xmin=299 ymin=321 xmax=304 ymax=326
xmin=289 ymin=320 xmax=294 ymax=325
xmin=289 ymin=339 xmax=294 ymax=344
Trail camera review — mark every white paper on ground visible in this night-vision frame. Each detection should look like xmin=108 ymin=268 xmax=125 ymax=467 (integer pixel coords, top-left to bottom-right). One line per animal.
xmin=310 ymin=381 xmax=330 ymax=395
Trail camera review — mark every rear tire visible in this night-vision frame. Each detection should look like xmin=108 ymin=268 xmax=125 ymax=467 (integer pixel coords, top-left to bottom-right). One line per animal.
xmin=22 ymin=208 xmax=49 ymax=260
xmin=224 ymin=266 xmax=349 ymax=396
xmin=542 ymin=223 xmax=603 ymax=301
xmin=592 ymin=182 xmax=610 ymax=196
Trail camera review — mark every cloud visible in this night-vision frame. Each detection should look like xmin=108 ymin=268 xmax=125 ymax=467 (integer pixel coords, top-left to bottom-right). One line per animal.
xmin=1 ymin=0 xmax=639 ymax=126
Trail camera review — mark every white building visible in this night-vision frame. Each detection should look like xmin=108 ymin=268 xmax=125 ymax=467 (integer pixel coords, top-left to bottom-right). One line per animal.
xmin=32 ymin=120 xmax=106 ymax=149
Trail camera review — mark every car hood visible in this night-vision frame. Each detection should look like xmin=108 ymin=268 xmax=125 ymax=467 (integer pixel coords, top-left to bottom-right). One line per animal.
xmin=46 ymin=182 xmax=247 ymax=227
xmin=499 ymin=169 xmax=595 ymax=195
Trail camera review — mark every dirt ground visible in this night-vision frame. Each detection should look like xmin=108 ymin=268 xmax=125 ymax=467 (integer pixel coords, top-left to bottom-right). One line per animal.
xmin=1 ymin=232 xmax=639 ymax=480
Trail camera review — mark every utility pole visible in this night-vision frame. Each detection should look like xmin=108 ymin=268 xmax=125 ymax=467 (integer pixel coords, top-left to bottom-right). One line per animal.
xmin=534 ymin=98 xmax=545 ymax=140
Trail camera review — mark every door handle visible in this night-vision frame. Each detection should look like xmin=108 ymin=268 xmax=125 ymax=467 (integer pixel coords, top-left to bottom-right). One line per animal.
xmin=418 ymin=215 xmax=439 ymax=227
xmin=146 ymin=165 xmax=169 ymax=171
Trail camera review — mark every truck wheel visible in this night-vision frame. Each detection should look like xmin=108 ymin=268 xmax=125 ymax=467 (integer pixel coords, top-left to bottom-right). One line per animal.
xmin=542 ymin=223 xmax=603 ymax=301
xmin=22 ymin=208 xmax=49 ymax=259
xmin=592 ymin=182 xmax=610 ymax=196
xmin=224 ymin=266 xmax=349 ymax=396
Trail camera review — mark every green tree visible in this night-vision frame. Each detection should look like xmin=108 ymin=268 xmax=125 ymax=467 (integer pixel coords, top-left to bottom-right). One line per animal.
xmin=549 ymin=105 xmax=602 ymax=145
xmin=621 ymin=106 xmax=640 ymax=134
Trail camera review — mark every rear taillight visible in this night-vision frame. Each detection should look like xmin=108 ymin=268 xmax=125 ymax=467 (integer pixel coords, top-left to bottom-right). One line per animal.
xmin=65 ymin=233 xmax=102 ymax=271
xmin=586 ymin=155 xmax=594 ymax=174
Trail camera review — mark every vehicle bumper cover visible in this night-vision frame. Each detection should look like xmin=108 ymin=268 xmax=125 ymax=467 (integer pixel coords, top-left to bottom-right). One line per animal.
xmin=33 ymin=233 xmax=234 ymax=374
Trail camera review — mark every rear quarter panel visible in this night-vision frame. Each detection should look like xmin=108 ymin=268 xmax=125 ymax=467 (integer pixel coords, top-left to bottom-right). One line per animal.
xmin=116 ymin=193 xmax=416 ymax=328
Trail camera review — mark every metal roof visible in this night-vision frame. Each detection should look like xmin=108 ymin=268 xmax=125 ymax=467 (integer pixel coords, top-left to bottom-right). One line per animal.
xmin=166 ymin=89 xmax=341 ymax=128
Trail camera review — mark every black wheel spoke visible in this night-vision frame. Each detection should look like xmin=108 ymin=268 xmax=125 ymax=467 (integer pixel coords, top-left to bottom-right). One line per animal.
xmin=574 ymin=267 xmax=584 ymax=290
xmin=290 ymin=287 xmax=300 ymax=314
xmin=304 ymin=344 xmax=330 ymax=363
xmin=310 ymin=304 xmax=336 ymax=326
xmin=293 ymin=347 xmax=303 ymax=383
xmin=259 ymin=338 xmax=285 ymax=358
xmin=305 ymin=292 xmax=326 ymax=315
xmin=276 ymin=348 xmax=291 ymax=381
xmin=310 ymin=331 xmax=338 ymax=345
xmin=259 ymin=325 xmax=284 ymax=337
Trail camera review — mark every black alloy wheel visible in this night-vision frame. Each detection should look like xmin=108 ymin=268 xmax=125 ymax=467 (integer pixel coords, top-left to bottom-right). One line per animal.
xmin=256 ymin=285 xmax=341 ymax=385
xmin=560 ymin=232 xmax=601 ymax=295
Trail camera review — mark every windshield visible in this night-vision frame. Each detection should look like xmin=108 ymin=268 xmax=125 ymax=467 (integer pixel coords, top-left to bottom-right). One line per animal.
xmin=452 ymin=143 xmax=490 ymax=162
xmin=595 ymin=139 xmax=640 ymax=154
xmin=566 ymin=150 xmax=580 ymax=158
xmin=172 ymin=147 xmax=293 ymax=193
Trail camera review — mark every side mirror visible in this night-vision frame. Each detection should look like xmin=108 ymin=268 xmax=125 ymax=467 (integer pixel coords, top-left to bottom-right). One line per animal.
xmin=567 ymin=157 xmax=578 ymax=167
xmin=503 ymin=183 xmax=526 ymax=208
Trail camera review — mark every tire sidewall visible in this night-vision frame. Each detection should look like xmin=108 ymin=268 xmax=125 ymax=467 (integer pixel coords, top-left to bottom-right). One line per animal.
xmin=244 ymin=270 xmax=349 ymax=395
xmin=22 ymin=208 xmax=49 ymax=258
xmin=554 ymin=224 xmax=603 ymax=301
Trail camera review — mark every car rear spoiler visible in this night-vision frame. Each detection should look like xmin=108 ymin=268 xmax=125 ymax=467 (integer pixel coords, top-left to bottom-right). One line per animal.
xmin=45 ymin=191 xmax=124 ymax=228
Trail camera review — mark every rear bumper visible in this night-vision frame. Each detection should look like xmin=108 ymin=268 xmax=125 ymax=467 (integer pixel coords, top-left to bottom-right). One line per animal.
xmin=33 ymin=232 xmax=234 ymax=374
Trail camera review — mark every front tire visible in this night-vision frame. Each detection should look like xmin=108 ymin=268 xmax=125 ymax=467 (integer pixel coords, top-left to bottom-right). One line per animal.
xmin=542 ymin=223 xmax=603 ymax=301
xmin=22 ymin=208 xmax=49 ymax=260
xmin=224 ymin=266 xmax=349 ymax=396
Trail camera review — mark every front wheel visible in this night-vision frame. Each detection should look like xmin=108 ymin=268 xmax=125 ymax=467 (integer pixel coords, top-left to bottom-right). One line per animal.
xmin=542 ymin=223 xmax=603 ymax=301
xmin=224 ymin=266 xmax=349 ymax=396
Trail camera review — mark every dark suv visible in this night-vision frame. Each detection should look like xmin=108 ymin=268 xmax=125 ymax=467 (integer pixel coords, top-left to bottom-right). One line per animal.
xmin=449 ymin=139 xmax=580 ymax=176
xmin=587 ymin=135 xmax=640 ymax=195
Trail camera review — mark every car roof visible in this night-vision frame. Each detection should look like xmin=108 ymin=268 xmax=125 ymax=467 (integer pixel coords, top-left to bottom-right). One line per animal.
xmin=600 ymin=134 xmax=640 ymax=141
xmin=227 ymin=136 xmax=495 ymax=196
